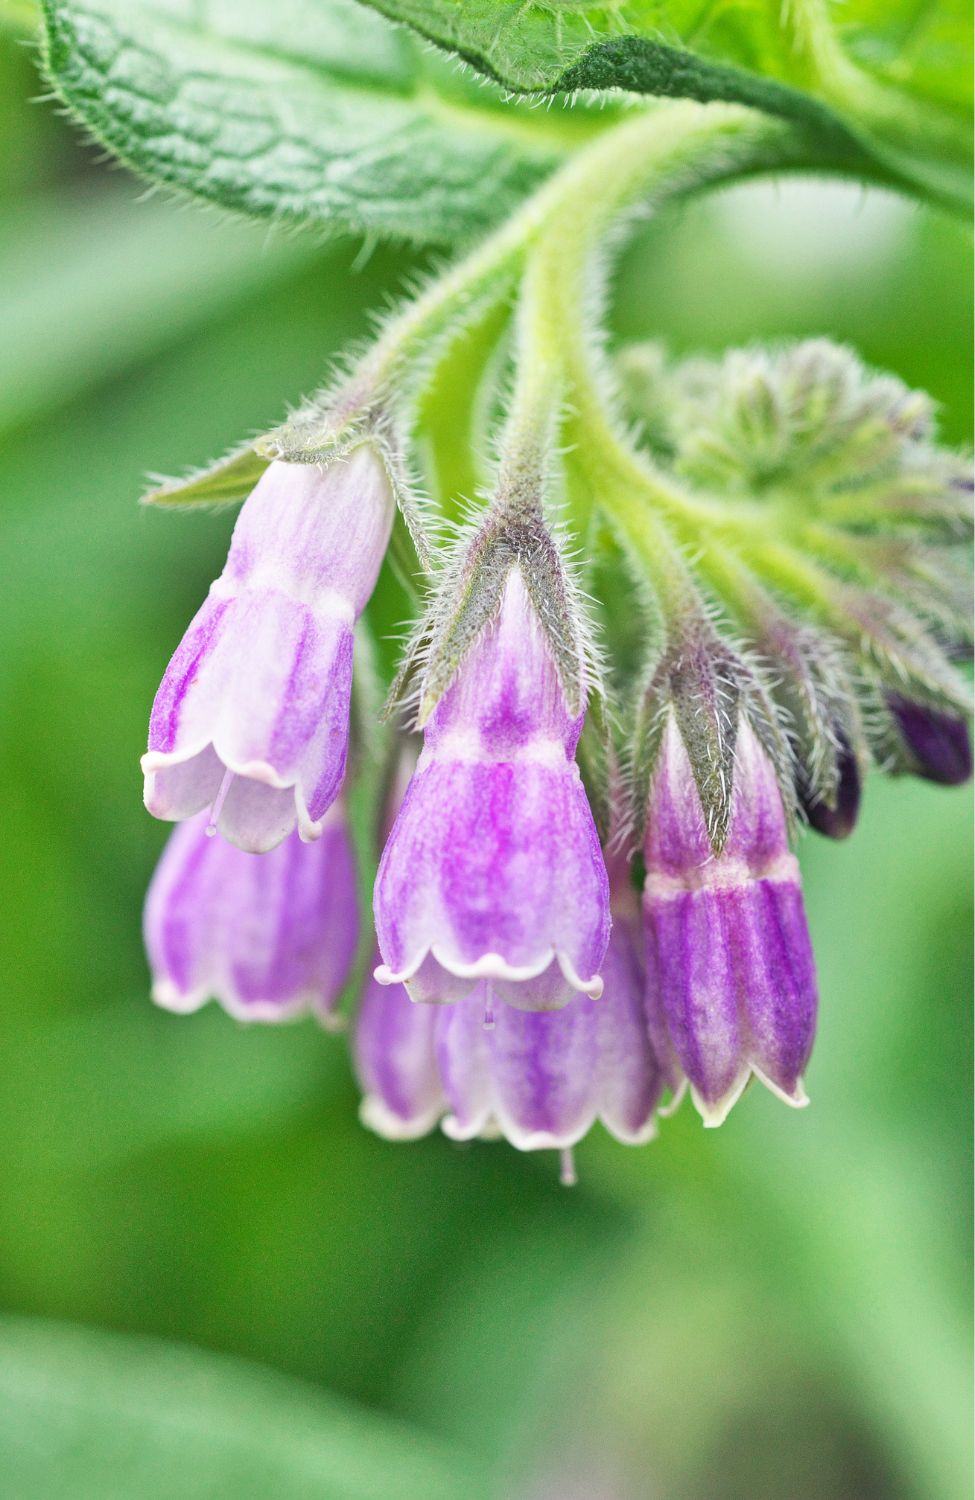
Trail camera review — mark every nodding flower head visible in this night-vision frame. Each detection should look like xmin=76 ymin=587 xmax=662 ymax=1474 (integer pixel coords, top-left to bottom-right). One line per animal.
xmin=642 ymin=714 xmax=818 ymax=1127
xmin=355 ymin=897 xmax=663 ymax=1165
xmin=143 ymin=446 xmax=394 ymax=853
xmin=144 ymin=802 xmax=359 ymax=1025
xmin=372 ymin=566 xmax=610 ymax=1010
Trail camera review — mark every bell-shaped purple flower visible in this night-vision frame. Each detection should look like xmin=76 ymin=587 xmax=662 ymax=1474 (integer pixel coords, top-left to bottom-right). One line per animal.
xmin=373 ymin=568 xmax=610 ymax=1009
xmin=143 ymin=447 xmax=394 ymax=852
xmin=354 ymin=911 xmax=663 ymax=1154
xmin=643 ymin=717 xmax=818 ymax=1126
xmin=144 ymin=804 xmax=359 ymax=1024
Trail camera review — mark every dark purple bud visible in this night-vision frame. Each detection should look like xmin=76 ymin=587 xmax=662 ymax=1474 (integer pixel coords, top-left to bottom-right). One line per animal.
xmin=800 ymin=735 xmax=862 ymax=840
xmin=888 ymin=696 xmax=973 ymax=786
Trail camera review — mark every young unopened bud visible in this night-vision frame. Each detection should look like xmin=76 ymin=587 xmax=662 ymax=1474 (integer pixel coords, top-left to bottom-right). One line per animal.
xmin=888 ymin=695 xmax=973 ymax=786
xmin=799 ymin=730 xmax=862 ymax=840
xmin=643 ymin=715 xmax=817 ymax=1126
xmin=144 ymin=804 xmax=359 ymax=1024
xmin=143 ymin=446 xmax=394 ymax=852
xmin=374 ymin=566 xmax=609 ymax=1010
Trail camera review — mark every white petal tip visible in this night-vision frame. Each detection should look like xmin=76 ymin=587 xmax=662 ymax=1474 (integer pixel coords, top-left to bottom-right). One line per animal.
xmin=359 ymin=1096 xmax=441 ymax=1141
xmin=691 ymin=1073 xmax=750 ymax=1129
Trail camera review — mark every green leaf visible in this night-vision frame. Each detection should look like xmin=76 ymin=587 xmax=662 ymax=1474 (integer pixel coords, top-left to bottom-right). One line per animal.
xmin=143 ymin=441 xmax=269 ymax=507
xmin=358 ymin=0 xmax=971 ymax=208
xmin=39 ymin=0 xmax=594 ymax=246
xmin=0 ymin=1316 xmax=483 ymax=1499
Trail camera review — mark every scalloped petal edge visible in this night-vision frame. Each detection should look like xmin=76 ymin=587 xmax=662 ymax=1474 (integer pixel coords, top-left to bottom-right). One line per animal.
xmin=373 ymin=945 xmax=604 ymax=1001
xmin=359 ymin=1094 xmax=443 ymax=1141
xmin=141 ymin=741 xmax=331 ymax=845
xmin=150 ymin=977 xmax=337 ymax=1026
xmin=690 ymin=1068 xmax=810 ymax=1128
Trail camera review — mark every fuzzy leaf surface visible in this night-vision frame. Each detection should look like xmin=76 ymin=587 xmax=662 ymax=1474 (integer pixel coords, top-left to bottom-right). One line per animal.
xmin=39 ymin=0 xmax=590 ymax=244
xmin=360 ymin=0 xmax=971 ymax=206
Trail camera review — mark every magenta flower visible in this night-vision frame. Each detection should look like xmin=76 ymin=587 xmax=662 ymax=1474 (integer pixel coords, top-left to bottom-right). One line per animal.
xmin=354 ymin=914 xmax=662 ymax=1155
xmin=143 ymin=448 xmax=394 ymax=852
xmin=144 ymin=804 xmax=359 ymax=1024
xmin=373 ymin=569 xmax=610 ymax=1009
xmin=643 ymin=716 xmax=818 ymax=1126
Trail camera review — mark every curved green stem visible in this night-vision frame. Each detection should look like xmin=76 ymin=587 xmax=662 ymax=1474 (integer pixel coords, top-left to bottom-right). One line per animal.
xmin=352 ymin=101 xmax=830 ymax=433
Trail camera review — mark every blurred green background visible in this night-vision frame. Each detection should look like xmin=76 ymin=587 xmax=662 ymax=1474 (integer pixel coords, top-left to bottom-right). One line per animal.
xmin=0 ymin=19 xmax=971 ymax=1500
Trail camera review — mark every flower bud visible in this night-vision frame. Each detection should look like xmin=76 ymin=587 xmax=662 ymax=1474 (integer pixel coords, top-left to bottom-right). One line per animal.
xmin=373 ymin=567 xmax=609 ymax=1009
xmin=144 ymin=805 xmax=359 ymax=1023
xmin=799 ymin=731 xmax=862 ymax=839
xmin=888 ymin=695 xmax=973 ymax=786
xmin=143 ymin=447 xmax=394 ymax=852
xmin=643 ymin=716 xmax=817 ymax=1125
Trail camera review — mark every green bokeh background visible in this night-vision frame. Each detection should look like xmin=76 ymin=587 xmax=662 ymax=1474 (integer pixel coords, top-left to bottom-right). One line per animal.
xmin=0 ymin=23 xmax=971 ymax=1500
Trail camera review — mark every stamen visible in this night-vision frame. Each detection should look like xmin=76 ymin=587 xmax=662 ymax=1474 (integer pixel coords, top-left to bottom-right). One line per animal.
xmin=206 ymin=766 xmax=235 ymax=837
xmin=482 ymin=982 xmax=496 ymax=1032
xmin=559 ymin=1147 xmax=577 ymax=1187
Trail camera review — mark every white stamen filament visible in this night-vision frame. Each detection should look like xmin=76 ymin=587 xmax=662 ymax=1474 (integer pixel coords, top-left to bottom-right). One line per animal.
xmin=559 ymin=1148 xmax=577 ymax=1187
xmin=206 ymin=767 xmax=235 ymax=838
xmin=482 ymin=983 xmax=496 ymax=1032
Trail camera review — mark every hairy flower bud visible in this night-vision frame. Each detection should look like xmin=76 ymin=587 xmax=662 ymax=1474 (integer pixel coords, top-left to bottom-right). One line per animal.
xmin=144 ymin=804 xmax=359 ymax=1023
xmin=374 ymin=567 xmax=609 ymax=1009
xmin=643 ymin=715 xmax=817 ymax=1126
xmin=888 ymin=695 xmax=973 ymax=786
xmin=143 ymin=447 xmax=394 ymax=852
xmin=799 ymin=730 xmax=862 ymax=839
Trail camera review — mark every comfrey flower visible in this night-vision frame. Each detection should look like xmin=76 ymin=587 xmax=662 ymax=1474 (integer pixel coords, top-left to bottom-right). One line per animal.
xmin=144 ymin=803 xmax=359 ymax=1024
xmin=373 ymin=566 xmax=610 ymax=1009
xmin=143 ymin=447 xmax=394 ymax=852
xmin=643 ymin=715 xmax=817 ymax=1126
xmin=355 ymin=903 xmax=662 ymax=1168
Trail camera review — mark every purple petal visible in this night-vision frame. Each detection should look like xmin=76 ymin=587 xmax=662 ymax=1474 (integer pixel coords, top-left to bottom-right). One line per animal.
xmin=426 ymin=570 xmax=583 ymax=755
xmin=225 ymin=449 xmax=394 ymax=613
xmin=374 ymin=759 xmax=609 ymax=1009
xmin=144 ymin=593 xmax=354 ymax=850
xmin=594 ymin=917 xmax=664 ymax=1144
xmin=644 ymin=886 xmax=747 ymax=1124
xmin=354 ymin=971 xmax=443 ymax=1140
xmin=144 ymin=807 xmax=359 ymax=1021
xmin=437 ymin=984 xmax=599 ymax=1149
xmin=732 ymin=878 xmax=817 ymax=1104
xmin=144 ymin=449 xmax=393 ymax=851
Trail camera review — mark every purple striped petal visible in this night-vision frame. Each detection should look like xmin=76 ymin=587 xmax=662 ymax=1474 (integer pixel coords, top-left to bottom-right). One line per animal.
xmin=374 ymin=758 xmax=609 ymax=1008
xmin=593 ymin=915 xmax=664 ymax=1144
xmin=144 ymin=805 xmax=359 ymax=1023
xmin=375 ymin=570 xmax=610 ymax=1010
xmin=436 ymin=984 xmax=599 ymax=1148
xmin=354 ymin=970 xmax=443 ymax=1140
xmin=143 ymin=449 xmax=393 ymax=852
xmin=643 ymin=714 xmax=818 ymax=1124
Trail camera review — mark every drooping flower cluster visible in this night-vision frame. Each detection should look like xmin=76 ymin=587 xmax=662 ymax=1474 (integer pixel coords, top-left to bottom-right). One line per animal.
xmin=142 ymin=444 xmax=394 ymax=1020
xmin=139 ymin=339 xmax=971 ymax=1177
